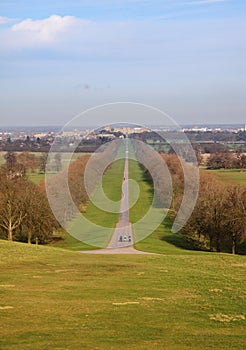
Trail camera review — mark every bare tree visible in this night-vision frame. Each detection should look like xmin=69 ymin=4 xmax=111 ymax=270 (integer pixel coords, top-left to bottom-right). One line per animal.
xmin=54 ymin=153 xmax=62 ymax=172
xmin=17 ymin=152 xmax=39 ymax=173
xmin=185 ymin=174 xmax=246 ymax=254
xmin=0 ymin=167 xmax=58 ymax=243
xmin=39 ymin=153 xmax=49 ymax=173
xmin=185 ymin=174 xmax=226 ymax=252
xmin=0 ymin=176 xmax=27 ymax=240
xmin=224 ymin=186 xmax=246 ymax=254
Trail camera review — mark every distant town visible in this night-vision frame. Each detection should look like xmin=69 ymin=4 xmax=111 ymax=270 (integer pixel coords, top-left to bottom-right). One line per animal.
xmin=0 ymin=124 xmax=245 ymax=153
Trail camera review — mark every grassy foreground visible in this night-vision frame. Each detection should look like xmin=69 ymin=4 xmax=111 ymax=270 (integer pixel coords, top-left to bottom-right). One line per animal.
xmin=1 ymin=240 xmax=246 ymax=350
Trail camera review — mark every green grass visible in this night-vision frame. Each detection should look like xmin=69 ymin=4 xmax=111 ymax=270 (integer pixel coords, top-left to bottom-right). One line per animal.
xmin=102 ymin=158 xmax=125 ymax=202
xmin=27 ymin=172 xmax=45 ymax=185
xmin=201 ymin=168 xmax=246 ymax=186
xmin=83 ymin=158 xmax=124 ymax=227
xmin=129 ymin=159 xmax=153 ymax=224
xmin=1 ymin=239 xmax=246 ymax=350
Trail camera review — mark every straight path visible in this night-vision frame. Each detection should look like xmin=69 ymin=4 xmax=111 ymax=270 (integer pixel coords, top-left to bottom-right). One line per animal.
xmin=107 ymin=138 xmax=132 ymax=249
xmin=81 ymin=139 xmax=153 ymax=254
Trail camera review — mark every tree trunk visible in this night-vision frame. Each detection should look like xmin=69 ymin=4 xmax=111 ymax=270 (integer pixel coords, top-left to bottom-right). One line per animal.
xmin=8 ymin=226 xmax=13 ymax=241
xmin=232 ymin=235 xmax=236 ymax=255
xmin=203 ymin=239 xmax=208 ymax=250
xmin=28 ymin=231 xmax=32 ymax=244
xmin=209 ymin=237 xmax=213 ymax=252
xmin=216 ymin=236 xmax=221 ymax=253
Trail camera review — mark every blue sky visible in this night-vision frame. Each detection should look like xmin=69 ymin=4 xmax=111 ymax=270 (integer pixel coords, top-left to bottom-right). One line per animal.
xmin=0 ymin=0 xmax=246 ymax=126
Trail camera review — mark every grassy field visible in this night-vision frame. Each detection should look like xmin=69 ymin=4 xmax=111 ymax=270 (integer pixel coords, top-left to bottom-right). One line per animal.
xmin=82 ymin=158 xmax=123 ymax=227
xmin=1 ymin=240 xmax=246 ymax=350
xmin=201 ymin=168 xmax=246 ymax=187
xmin=129 ymin=159 xmax=153 ymax=224
xmin=27 ymin=172 xmax=45 ymax=185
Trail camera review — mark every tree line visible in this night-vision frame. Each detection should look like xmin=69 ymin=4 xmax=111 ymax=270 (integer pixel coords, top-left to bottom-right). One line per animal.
xmin=185 ymin=174 xmax=246 ymax=254
xmin=0 ymin=165 xmax=58 ymax=243
xmin=161 ymin=154 xmax=246 ymax=254
xmin=206 ymin=150 xmax=246 ymax=170
xmin=44 ymin=155 xmax=90 ymax=225
xmin=2 ymin=150 xmax=62 ymax=174
xmin=0 ymin=142 xmax=122 ymax=244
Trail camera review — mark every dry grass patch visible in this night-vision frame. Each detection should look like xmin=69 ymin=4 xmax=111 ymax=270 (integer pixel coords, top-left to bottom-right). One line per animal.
xmin=112 ymin=302 xmax=140 ymax=306
xmin=0 ymin=284 xmax=15 ymax=288
xmin=140 ymin=297 xmax=164 ymax=302
xmin=209 ymin=288 xmax=223 ymax=293
xmin=0 ymin=306 xmax=14 ymax=310
xmin=209 ymin=313 xmax=245 ymax=323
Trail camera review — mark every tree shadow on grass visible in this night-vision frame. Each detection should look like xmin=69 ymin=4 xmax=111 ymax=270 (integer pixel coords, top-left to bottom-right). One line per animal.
xmin=160 ymin=218 xmax=206 ymax=252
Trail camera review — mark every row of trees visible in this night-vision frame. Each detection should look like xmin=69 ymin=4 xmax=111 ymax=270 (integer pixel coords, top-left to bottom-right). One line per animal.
xmin=1 ymin=143 xmax=120 ymax=244
xmin=159 ymin=154 xmax=246 ymax=254
xmin=161 ymin=154 xmax=184 ymax=213
xmin=4 ymin=151 xmax=63 ymax=174
xmin=45 ymin=140 xmax=121 ymax=226
xmin=206 ymin=150 xmax=246 ymax=170
xmin=185 ymin=174 xmax=246 ymax=254
xmin=0 ymin=151 xmax=91 ymax=243
xmin=44 ymin=155 xmax=90 ymax=225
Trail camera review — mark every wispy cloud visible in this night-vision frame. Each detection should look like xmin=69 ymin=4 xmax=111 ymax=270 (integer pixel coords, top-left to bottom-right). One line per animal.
xmin=185 ymin=0 xmax=228 ymax=5
xmin=0 ymin=16 xmax=15 ymax=25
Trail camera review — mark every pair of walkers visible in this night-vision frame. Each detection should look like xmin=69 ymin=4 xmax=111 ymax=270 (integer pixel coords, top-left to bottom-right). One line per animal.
xmin=119 ymin=235 xmax=131 ymax=243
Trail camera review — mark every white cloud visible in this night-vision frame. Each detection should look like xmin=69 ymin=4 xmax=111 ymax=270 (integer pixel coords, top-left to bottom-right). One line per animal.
xmin=11 ymin=15 xmax=89 ymax=42
xmin=3 ymin=15 xmax=137 ymax=51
